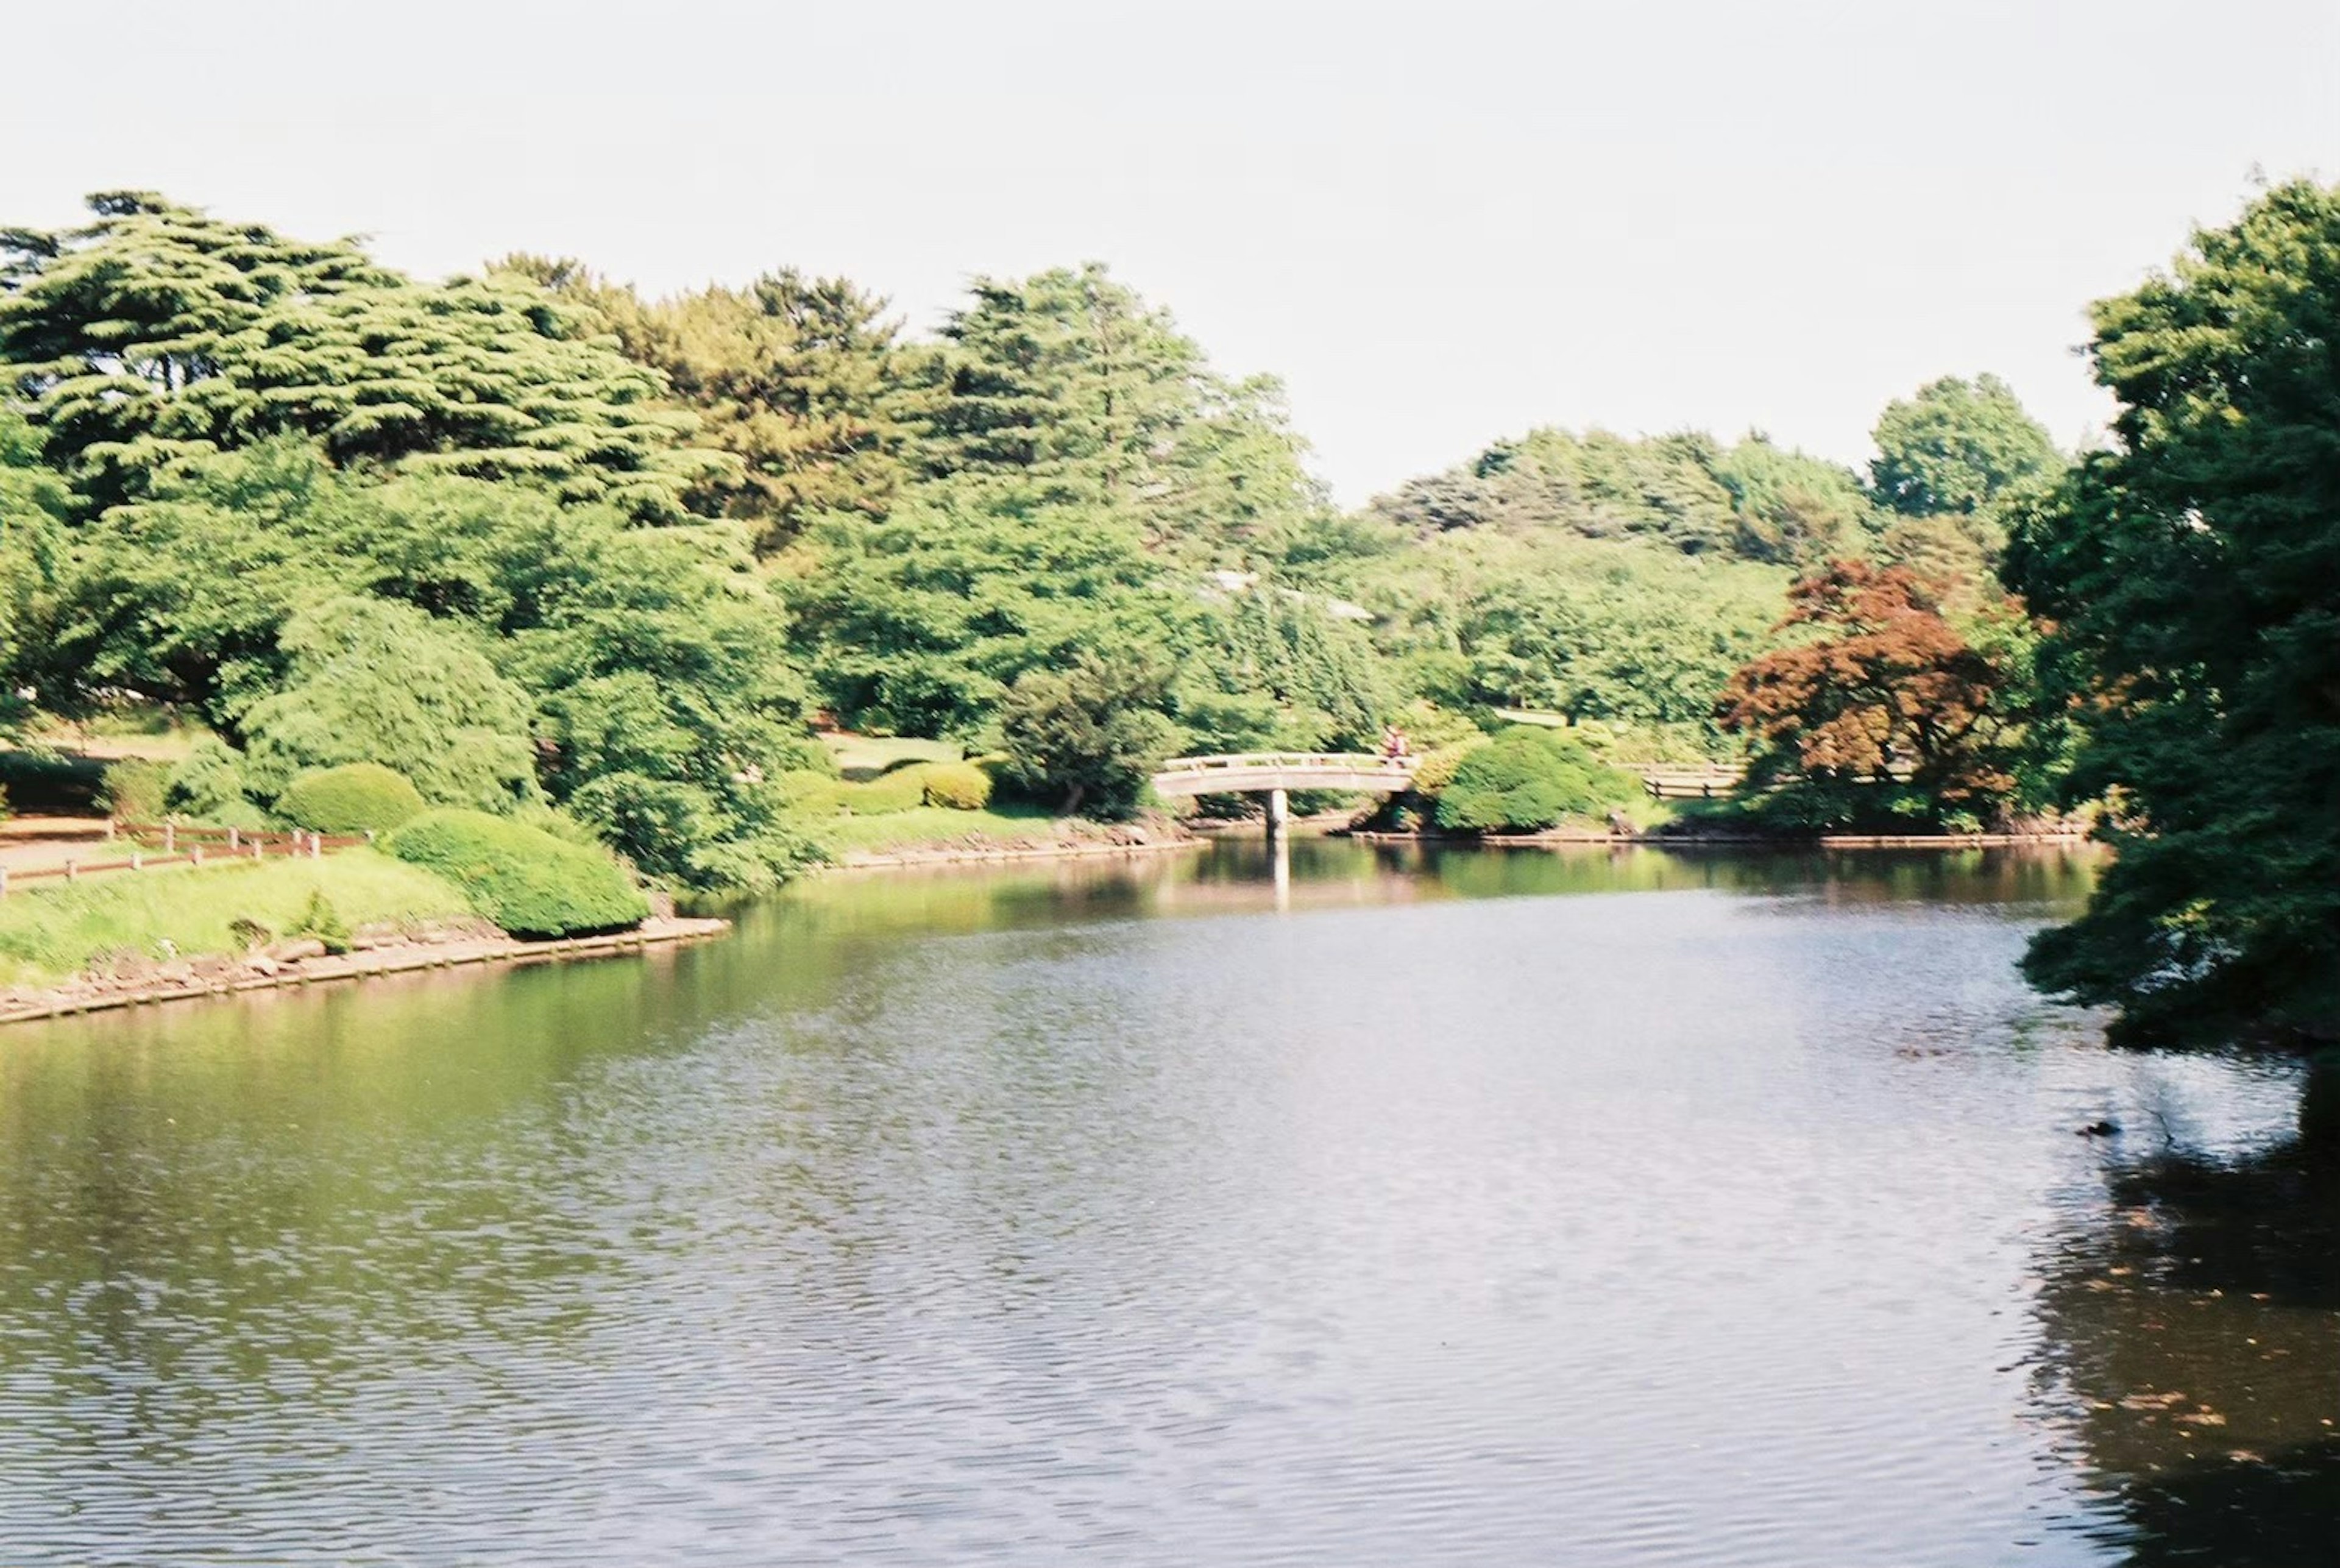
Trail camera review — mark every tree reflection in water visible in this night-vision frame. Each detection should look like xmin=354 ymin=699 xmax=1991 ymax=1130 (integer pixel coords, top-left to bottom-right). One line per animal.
xmin=2034 ymin=1116 xmax=2339 ymax=1567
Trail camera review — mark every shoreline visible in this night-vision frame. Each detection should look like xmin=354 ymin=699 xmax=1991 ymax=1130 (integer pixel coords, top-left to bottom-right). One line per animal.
xmin=834 ymin=825 xmax=1202 ymax=870
xmin=1342 ymin=829 xmax=2093 ymax=850
xmin=1 ymin=823 xmax=2096 ymax=1029
xmin=0 ymin=916 xmax=731 ymax=1027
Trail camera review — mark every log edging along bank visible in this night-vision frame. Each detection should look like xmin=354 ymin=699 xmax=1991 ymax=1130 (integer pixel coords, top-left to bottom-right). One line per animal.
xmin=0 ymin=917 xmax=732 ymax=1027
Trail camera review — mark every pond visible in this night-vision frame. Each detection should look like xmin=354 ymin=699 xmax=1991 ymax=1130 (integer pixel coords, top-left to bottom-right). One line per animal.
xmin=1 ymin=841 xmax=2332 ymax=1566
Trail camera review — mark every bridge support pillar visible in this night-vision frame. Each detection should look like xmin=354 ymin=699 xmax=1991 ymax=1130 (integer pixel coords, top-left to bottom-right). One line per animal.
xmin=1266 ymin=787 xmax=1289 ymax=842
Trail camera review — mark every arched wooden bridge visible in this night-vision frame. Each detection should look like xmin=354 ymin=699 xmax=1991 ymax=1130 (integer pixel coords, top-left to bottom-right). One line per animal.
xmin=1150 ymin=753 xmax=1422 ymax=798
xmin=1152 ymin=753 xmax=1419 ymax=837
xmin=1151 ymin=751 xmax=1745 ymax=835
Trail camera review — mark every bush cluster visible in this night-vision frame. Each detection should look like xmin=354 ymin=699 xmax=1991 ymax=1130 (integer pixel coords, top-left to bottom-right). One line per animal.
xmin=387 ymin=809 xmax=648 ymax=938
xmin=909 ymin=761 xmax=993 ymax=811
xmin=99 ymin=759 xmax=173 ymax=822
xmin=779 ymin=765 xmax=977 ymax=817
xmin=1434 ymin=728 xmax=1637 ymax=832
xmin=274 ymin=763 xmax=429 ymax=836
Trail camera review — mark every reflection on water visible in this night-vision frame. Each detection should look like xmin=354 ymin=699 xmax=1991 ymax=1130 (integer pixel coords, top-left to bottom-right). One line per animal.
xmin=0 ymin=841 xmax=2330 ymax=1566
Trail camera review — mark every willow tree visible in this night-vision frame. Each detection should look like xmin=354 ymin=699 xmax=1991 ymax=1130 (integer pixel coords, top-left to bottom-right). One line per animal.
xmin=2005 ymin=180 xmax=2340 ymax=1084
xmin=0 ymin=193 xmax=722 ymax=519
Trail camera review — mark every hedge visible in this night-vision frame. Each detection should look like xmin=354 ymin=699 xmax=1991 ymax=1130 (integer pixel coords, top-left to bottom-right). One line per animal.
xmin=388 ymin=809 xmax=648 ymax=938
xmin=907 ymin=761 xmax=992 ymax=810
xmin=275 ymin=763 xmax=429 ymax=835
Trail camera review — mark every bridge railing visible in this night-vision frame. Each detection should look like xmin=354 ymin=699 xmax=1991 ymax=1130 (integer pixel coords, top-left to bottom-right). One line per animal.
xmin=1155 ymin=753 xmax=1419 ymax=777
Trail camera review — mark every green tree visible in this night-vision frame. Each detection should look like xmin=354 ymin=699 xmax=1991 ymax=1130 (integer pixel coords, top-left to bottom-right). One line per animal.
xmin=997 ymin=650 xmax=1180 ymax=818
xmin=1367 ymin=425 xmax=1873 ymax=567
xmin=231 ymin=596 xmax=540 ymax=810
xmin=921 ymin=264 xmax=1321 ymax=559
xmin=785 ymin=478 xmax=1190 ymax=738
xmin=509 ymin=257 xmax=935 ymax=550
xmin=0 ymin=194 xmax=721 ymax=519
xmin=0 ymin=411 xmax=71 ymax=739
xmin=1869 ymin=374 xmax=2062 ymax=553
xmin=2004 ymin=180 xmax=2340 ymax=1062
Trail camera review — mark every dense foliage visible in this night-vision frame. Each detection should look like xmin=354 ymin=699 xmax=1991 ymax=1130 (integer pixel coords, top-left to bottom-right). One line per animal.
xmin=388 ymin=809 xmax=649 ymax=938
xmin=1715 ymin=562 xmax=2029 ymax=831
xmin=0 ymin=194 xmax=722 ymax=519
xmin=0 ymin=186 xmax=2093 ymax=890
xmin=273 ymin=763 xmax=428 ymax=836
xmin=997 ymin=651 xmax=1181 ymax=818
xmin=1433 ymin=728 xmax=1637 ymax=832
xmin=2005 ymin=180 xmax=2340 ymax=1050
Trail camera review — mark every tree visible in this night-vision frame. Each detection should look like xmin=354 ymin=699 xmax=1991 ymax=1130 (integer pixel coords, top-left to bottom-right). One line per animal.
xmin=1869 ymin=374 xmax=2062 ymax=554
xmin=920 ymin=264 xmax=1321 ymax=559
xmin=1715 ymin=560 xmax=2026 ymax=829
xmin=0 ymin=411 xmax=71 ymax=739
xmin=1367 ymin=425 xmax=1876 ymax=567
xmin=509 ymin=258 xmax=935 ymax=551
xmin=2003 ymin=180 xmax=2340 ymax=1060
xmin=0 ymin=194 xmax=722 ymax=519
xmin=997 ymin=650 xmax=1180 ymax=818
xmin=34 ymin=439 xmax=820 ymax=887
xmin=784 ymin=478 xmax=1190 ymax=738
xmin=230 ymin=596 xmax=539 ymax=810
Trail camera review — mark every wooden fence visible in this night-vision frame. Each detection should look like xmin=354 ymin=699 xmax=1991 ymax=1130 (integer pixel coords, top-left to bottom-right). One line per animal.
xmin=0 ymin=821 xmax=371 ymax=896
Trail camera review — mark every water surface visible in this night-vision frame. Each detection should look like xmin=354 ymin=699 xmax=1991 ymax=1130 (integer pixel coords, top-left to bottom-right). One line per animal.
xmin=1 ymin=842 xmax=2331 ymax=1565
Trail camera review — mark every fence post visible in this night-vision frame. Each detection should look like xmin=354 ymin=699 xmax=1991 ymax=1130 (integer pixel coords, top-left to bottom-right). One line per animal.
xmin=309 ymin=832 xmax=321 ymax=859
xmin=64 ymin=859 xmax=77 ymax=882
xmin=0 ymin=866 xmax=8 ymax=898
xmin=164 ymin=821 xmax=176 ymax=853
xmin=132 ymin=851 xmax=143 ymax=872
xmin=105 ymin=818 xmax=118 ymax=842
xmin=191 ymin=845 xmax=204 ymax=867
xmin=228 ymin=826 xmax=240 ymax=852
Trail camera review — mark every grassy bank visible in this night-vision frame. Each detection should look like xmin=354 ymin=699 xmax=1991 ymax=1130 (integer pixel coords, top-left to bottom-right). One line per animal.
xmin=0 ymin=850 xmax=476 ymax=989
xmin=814 ymin=802 xmax=1110 ymax=854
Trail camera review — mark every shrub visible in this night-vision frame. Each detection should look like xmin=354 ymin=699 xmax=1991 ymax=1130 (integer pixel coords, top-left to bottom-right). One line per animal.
xmin=288 ymin=889 xmax=352 ymax=954
xmin=166 ymin=738 xmax=270 ymax=827
xmin=388 ymin=809 xmax=648 ymax=938
xmin=274 ymin=764 xmax=429 ymax=836
xmin=1434 ymin=728 xmax=1638 ymax=832
xmin=0 ymin=781 xmax=10 ymax=824
xmin=100 ymin=759 xmax=173 ymax=823
xmin=1409 ymin=739 xmax=1489 ymax=799
xmin=845 ymin=772 xmax=925 ymax=815
xmin=910 ymin=761 xmax=992 ymax=811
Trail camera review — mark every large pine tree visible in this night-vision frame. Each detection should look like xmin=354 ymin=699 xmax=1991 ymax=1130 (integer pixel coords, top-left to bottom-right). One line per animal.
xmin=0 ymin=194 xmax=722 ymax=519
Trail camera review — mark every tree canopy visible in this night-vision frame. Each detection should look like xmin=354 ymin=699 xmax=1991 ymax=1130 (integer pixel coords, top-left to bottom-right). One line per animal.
xmin=0 ymin=194 xmax=722 ymax=519
xmin=2004 ymin=179 xmax=2340 ymax=1049
xmin=1716 ymin=561 xmax=2029 ymax=829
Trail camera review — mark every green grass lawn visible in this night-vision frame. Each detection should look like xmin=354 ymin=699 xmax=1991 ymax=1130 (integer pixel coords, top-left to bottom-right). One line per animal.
xmin=0 ymin=848 xmax=477 ymax=988
xmin=814 ymin=802 xmax=1085 ymax=854
xmin=822 ymin=733 xmax=962 ymax=781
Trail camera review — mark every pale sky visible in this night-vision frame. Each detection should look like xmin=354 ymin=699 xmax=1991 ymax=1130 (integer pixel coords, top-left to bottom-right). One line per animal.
xmin=7 ymin=0 xmax=2335 ymax=503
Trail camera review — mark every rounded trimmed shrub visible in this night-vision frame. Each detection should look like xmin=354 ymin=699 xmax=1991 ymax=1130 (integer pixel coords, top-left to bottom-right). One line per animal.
xmin=1434 ymin=728 xmax=1637 ymax=832
xmin=842 ymin=772 xmax=924 ymax=815
xmin=910 ymin=761 xmax=992 ymax=811
xmin=388 ymin=809 xmax=649 ymax=938
xmin=275 ymin=763 xmax=429 ymax=835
